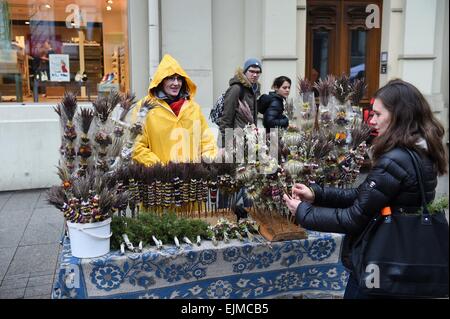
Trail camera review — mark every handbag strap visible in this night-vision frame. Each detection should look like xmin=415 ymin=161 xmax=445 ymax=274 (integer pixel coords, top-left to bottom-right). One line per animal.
xmin=404 ymin=148 xmax=431 ymax=217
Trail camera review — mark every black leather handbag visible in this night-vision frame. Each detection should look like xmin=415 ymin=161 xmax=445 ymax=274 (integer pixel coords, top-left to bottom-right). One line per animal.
xmin=351 ymin=149 xmax=449 ymax=298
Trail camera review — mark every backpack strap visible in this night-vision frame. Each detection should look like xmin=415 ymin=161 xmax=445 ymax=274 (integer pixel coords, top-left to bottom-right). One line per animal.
xmin=222 ymin=84 xmax=251 ymax=127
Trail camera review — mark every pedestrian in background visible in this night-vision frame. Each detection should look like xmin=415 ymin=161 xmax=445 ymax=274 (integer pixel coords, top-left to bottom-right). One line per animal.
xmin=258 ymin=75 xmax=291 ymax=129
xmin=218 ymin=58 xmax=262 ymax=143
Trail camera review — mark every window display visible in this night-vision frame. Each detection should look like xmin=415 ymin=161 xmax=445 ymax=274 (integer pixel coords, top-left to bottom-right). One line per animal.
xmin=0 ymin=0 xmax=129 ymax=103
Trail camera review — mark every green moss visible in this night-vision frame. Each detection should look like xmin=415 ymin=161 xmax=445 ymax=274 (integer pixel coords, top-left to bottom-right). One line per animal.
xmin=110 ymin=212 xmax=209 ymax=250
xmin=427 ymin=196 xmax=449 ymax=214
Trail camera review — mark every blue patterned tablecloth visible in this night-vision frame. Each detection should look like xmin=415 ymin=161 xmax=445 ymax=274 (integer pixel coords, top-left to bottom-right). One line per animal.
xmin=52 ymin=231 xmax=349 ymax=299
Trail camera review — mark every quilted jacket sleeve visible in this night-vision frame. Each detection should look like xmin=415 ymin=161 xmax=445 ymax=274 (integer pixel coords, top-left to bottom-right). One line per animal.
xmin=263 ymin=98 xmax=289 ymax=128
xmin=295 ymin=155 xmax=409 ymax=235
xmin=309 ymin=183 xmax=359 ymax=208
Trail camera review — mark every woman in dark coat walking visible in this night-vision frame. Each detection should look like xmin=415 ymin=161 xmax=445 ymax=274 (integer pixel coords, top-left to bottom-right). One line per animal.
xmin=258 ymin=76 xmax=291 ymax=129
xmin=283 ymin=79 xmax=448 ymax=299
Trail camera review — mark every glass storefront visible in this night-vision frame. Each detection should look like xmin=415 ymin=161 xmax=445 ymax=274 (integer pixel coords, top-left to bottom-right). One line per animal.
xmin=0 ymin=0 xmax=129 ymax=103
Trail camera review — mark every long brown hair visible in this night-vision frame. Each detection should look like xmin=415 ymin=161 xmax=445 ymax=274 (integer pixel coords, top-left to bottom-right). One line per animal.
xmin=371 ymin=79 xmax=448 ymax=175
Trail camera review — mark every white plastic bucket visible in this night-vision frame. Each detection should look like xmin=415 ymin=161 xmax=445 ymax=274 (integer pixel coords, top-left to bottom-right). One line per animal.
xmin=67 ymin=218 xmax=112 ymax=258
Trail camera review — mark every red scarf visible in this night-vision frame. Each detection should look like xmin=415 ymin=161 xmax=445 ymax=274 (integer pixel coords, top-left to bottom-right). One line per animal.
xmin=169 ymin=99 xmax=185 ymax=117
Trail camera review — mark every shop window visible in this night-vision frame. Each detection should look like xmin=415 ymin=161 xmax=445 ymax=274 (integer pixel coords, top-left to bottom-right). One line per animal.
xmin=0 ymin=0 xmax=129 ymax=103
xmin=312 ymin=30 xmax=330 ymax=82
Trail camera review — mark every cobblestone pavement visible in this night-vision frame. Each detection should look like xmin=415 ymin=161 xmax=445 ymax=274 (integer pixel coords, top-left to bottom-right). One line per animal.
xmin=0 ymin=174 xmax=447 ymax=299
xmin=0 ymin=189 xmax=64 ymax=299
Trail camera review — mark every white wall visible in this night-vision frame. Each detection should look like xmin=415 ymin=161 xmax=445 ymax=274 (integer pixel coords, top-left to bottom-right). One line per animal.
xmin=161 ymin=0 xmax=213 ymax=119
xmin=380 ymin=0 xmax=405 ymax=86
xmin=212 ymin=0 xmax=245 ymax=101
xmin=0 ymin=105 xmax=61 ymax=191
xmin=399 ymin=0 xmax=437 ymax=94
xmin=261 ymin=0 xmax=298 ymax=97
xmin=244 ymin=0 xmax=263 ymax=60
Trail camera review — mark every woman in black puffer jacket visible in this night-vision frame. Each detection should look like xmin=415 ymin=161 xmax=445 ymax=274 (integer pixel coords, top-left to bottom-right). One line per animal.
xmin=283 ymin=79 xmax=448 ymax=299
xmin=258 ymin=76 xmax=291 ymax=129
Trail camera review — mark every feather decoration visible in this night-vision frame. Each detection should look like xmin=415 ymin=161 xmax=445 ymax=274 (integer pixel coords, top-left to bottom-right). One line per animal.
xmin=47 ymin=186 xmax=67 ymax=210
xmin=312 ymin=132 xmax=335 ymax=160
xmin=53 ymin=103 xmax=63 ymax=118
xmin=284 ymin=160 xmax=304 ymax=181
xmin=71 ymin=174 xmax=93 ymax=201
xmin=333 ymin=74 xmax=353 ymax=105
xmin=79 ymin=108 xmax=94 ymax=135
xmin=57 ymin=164 xmax=72 ymax=188
xmin=108 ymin=90 xmax=122 ymax=112
xmin=129 ymin=122 xmax=143 ymax=140
xmin=98 ymin=188 xmax=115 ymax=217
xmin=314 ymin=75 xmax=335 ymax=107
xmin=350 ymin=120 xmax=373 ymax=150
xmin=119 ymin=92 xmax=136 ymax=122
xmin=350 ymin=78 xmax=367 ymax=106
xmin=93 ymin=91 xmax=120 ymax=123
xmin=92 ymin=101 xmax=109 ymax=124
xmin=284 ymin=98 xmax=295 ymax=120
xmin=61 ymin=92 xmax=78 ymax=122
xmin=128 ymin=98 xmax=157 ymax=140
xmin=137 ymin=97 xmax=157 ymax=120
xmin=109 ymin=137 xmax=124 ymax=159
xmin=297 ymin=77 xmax=313 ymax=94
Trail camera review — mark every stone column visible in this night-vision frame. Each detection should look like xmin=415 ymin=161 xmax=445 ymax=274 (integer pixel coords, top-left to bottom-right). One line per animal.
xmin=128 ymin=0 xmax=150 ymax=99
xmin=296 ymin=0 xmax=307 ymax=79
xmin=260 ymin=0 xmax=298 ymax=95
xmin=148 ymin=0 xmax=161 ymax=77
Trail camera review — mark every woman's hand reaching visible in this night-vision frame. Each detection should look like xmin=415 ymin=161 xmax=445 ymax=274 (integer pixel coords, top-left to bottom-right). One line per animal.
xmin=283 ymin=194 xmax=301 ymax=217
xmin=291 ymin=184 xmax=315 ymax=203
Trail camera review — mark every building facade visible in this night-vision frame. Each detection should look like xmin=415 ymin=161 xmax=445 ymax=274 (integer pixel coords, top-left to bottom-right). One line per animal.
xmin=0 ymin=0 xmax=448 ymax=190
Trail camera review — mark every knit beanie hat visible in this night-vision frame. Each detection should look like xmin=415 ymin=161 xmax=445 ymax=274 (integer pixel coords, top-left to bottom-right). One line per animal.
xmin=243 ymin=58 xmax=262 ymax=73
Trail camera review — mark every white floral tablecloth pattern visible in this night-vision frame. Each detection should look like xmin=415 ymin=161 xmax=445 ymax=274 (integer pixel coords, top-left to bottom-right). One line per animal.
xmin=52 ymin=231 xmax=349 ymax=299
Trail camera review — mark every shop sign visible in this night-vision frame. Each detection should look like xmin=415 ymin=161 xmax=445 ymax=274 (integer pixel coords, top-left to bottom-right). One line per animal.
xmin=66 ymin=4 xmax=87 ymax=29
xmin=49 ymin=54 xmax=70 ymax=82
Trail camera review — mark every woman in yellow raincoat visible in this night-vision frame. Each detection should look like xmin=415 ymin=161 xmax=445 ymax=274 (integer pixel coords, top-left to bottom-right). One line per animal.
xmin=132 ymin=54 xmax=218 ymax=166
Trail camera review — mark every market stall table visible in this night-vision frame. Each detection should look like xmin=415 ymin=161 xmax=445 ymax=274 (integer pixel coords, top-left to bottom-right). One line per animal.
xmin=52 ymin=231 xmax=349 ymax=299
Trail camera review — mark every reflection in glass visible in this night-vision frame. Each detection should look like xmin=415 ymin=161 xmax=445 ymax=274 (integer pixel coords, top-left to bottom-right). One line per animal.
xmin=1 ymin=0 xmax=129 ymax=103
xmin=312 ymin=30 xmax=329 ymax=82
xmin=350 ymin=30 xmax=366 ymax=81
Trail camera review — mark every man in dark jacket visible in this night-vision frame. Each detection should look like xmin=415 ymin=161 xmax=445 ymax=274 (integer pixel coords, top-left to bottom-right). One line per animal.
xmin=218 ymin=59 xmax=262 ymax=209
xmin=219 ymin=58 xmax=262 ymax=142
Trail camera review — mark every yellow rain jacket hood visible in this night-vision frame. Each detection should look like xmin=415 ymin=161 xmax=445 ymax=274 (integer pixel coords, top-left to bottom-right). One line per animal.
xmin=132 ymin=54 xmax=217 ymax=166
